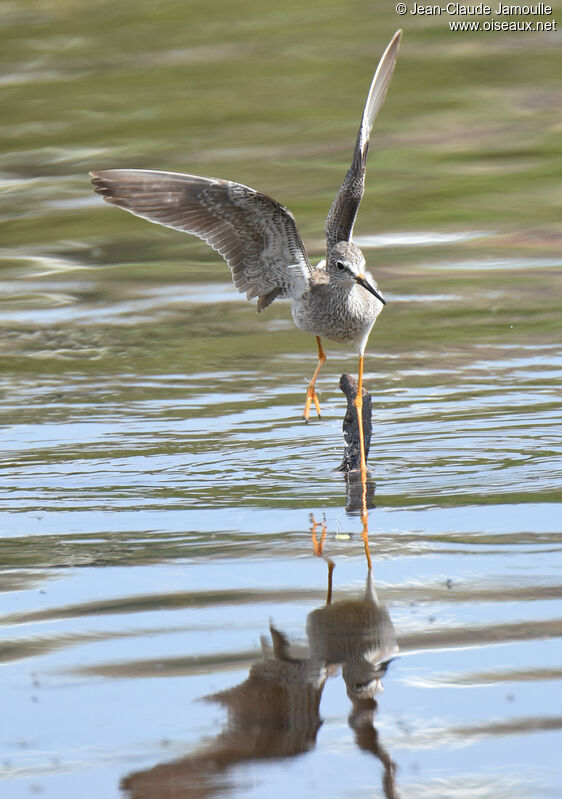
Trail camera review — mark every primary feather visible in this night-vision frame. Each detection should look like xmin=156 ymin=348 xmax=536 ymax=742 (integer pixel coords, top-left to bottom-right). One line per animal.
xmin=325 ymin=29 xmax=402 ymax=250
xmin=90 ymin=169 xmax=312 ymax=312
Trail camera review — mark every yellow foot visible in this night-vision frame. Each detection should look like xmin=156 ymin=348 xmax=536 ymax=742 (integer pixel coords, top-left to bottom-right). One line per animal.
xmin=310 ymin=513 xmax=327 ymax=557
xmin=303 ymin=388 xmax=322 ymax=422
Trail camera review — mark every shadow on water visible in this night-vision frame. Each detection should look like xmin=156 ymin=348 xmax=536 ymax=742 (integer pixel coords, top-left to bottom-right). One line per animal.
xmin=122 ymin=512 xmax=399 ymax=799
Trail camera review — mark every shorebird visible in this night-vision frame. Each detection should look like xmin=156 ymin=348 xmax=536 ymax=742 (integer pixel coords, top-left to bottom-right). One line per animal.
xmin=91 ymin=30 xmax=402 ymax=477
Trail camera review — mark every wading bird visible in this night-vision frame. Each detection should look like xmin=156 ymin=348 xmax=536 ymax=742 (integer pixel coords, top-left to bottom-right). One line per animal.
xmin=91 ymin=30 xmax=402 ymax=477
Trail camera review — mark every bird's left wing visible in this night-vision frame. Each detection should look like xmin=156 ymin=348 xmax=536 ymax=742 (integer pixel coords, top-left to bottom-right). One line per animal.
xmin=91 ymin=169 xmax=312 ymax=311
xmin=325 ymin=30 xmax=402 ymax=250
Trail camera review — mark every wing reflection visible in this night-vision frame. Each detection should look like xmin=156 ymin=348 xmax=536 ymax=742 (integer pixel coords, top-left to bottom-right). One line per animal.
xmin=122 ymin=554 xmax=399 ymax=799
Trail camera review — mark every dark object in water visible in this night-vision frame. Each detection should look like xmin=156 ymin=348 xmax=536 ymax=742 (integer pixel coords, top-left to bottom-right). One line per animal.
xmin=338 ymin=373 xmax=372 ymax=473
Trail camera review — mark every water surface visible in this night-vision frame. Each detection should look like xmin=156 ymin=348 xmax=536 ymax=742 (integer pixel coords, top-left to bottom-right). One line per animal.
xmin=1 ymin=2 xmax=561 ymax=798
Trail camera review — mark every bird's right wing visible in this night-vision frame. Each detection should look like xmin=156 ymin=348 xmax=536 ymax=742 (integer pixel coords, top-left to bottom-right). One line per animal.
xmin=91 ymin=169 xmax=312 ymax=311
xmin=325 ymin=30 xmax=402 ymax=250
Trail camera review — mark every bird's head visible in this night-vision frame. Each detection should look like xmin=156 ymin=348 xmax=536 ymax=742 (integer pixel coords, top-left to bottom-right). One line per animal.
xmin=327 ymin=242 xmax=386 ymax=305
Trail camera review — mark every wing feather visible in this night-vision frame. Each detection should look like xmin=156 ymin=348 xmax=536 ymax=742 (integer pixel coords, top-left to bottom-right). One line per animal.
xmin=90 ymin=168 xmax=312 ymax=310
xmin=325 ymin=30 xmax=402 ymax=250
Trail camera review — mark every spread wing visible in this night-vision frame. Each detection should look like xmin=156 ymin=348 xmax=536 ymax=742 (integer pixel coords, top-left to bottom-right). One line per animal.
xmin=325 ymin=30 xmax=402 ymax=250
xmin=90 ymin=169 xmax=312 ymax=312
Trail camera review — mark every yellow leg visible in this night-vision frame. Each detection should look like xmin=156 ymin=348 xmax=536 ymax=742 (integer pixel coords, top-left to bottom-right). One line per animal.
xmin=353 ymin=354 xmax=368 ymax=480
xmin=354 ymin=352 xmax=371 ymax=557
xmin=361 ymin=511 xmax=372 ymax=571
xmin=303 ymin=336 xmax=326 ymax=421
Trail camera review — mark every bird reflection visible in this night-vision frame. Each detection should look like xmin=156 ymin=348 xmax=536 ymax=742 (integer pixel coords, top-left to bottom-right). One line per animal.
xmin=121 ymin=535 xmax=399 ymax=799
xmin=307 ymin=546 xmax=399 ymax=799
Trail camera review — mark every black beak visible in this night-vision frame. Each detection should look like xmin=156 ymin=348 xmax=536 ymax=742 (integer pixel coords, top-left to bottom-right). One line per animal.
xmin=355 ymin=275 xmax=386 ymax=305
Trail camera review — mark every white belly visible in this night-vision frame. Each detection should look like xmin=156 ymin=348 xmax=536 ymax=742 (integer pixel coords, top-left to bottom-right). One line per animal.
xmin=291 ymin=284 xmax=382 ymax=354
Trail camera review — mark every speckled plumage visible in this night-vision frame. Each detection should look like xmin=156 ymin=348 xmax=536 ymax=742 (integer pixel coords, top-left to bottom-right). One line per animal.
xmin=291 ymin=244 xmax=384 ymax=355
xmin=293 ymin=282 xmax=378 ymax=347
xmin=90 ymin=30 xmax=402 ymax=443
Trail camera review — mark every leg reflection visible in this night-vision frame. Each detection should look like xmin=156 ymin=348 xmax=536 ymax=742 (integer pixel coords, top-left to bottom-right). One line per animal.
xmin=122 ymin=531 xmax=398 ymax=799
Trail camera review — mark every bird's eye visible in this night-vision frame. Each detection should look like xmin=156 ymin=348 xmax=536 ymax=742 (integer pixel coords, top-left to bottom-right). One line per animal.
xmin=335 ymin=261 xmax=346 ymax=272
